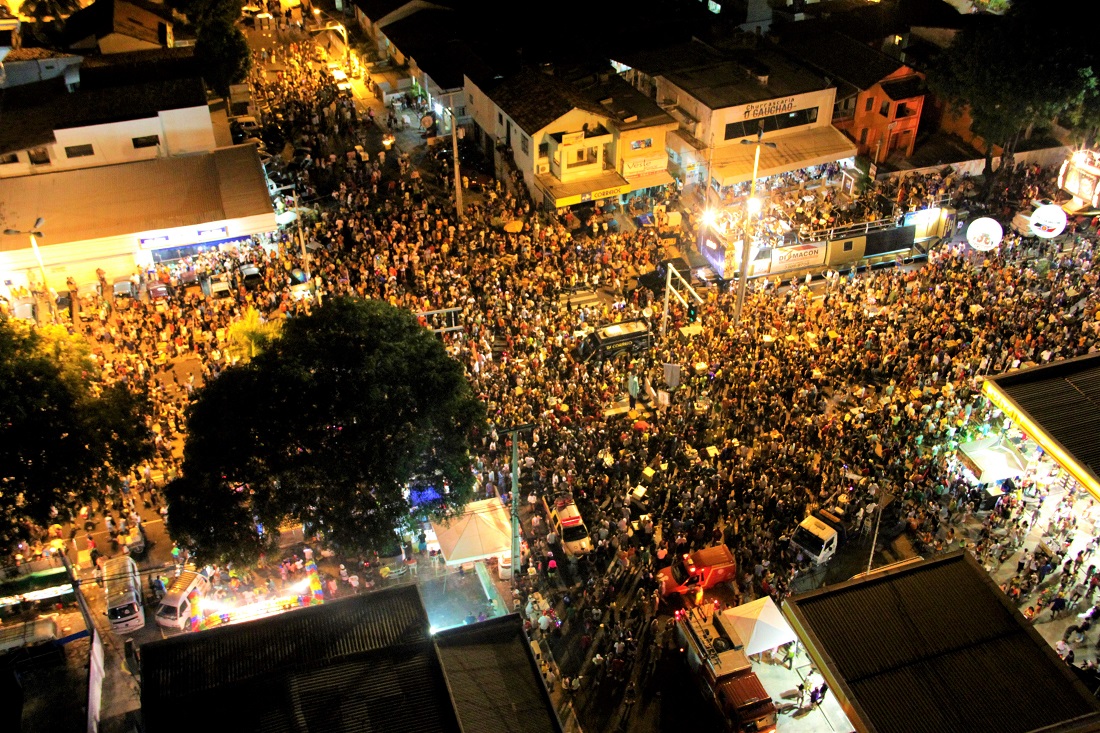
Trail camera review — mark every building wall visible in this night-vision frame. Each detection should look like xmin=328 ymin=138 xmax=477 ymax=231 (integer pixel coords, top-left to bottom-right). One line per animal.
xmin=0 ymin=105 xmax=215 ymax=178
xmin=616 ymin=123 xmax=676 ymax=180
xmin=850 ymin=69 xmax=924 ymax=163
xmin=656 ymin=78 xmax=835 ymax=149
xmin=98 ymin=33 xmax=162 ymax=55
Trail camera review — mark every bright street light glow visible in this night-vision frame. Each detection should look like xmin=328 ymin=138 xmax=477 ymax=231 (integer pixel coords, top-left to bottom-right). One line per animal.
xmin=746 ymin=197 xmax=762 ymax=215
xmin=701 ymin=209 xmax=718 ymax=227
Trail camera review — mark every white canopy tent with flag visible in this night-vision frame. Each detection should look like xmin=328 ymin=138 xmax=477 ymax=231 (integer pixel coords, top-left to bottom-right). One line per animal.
xmin=723 ymin=597 xmax=797 ymax=655
xmin=430 ymin=498 xmax=512 ymax=566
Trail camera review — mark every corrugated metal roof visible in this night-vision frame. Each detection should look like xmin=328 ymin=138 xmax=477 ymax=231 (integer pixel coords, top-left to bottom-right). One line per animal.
xmin=785 ymin=553 xmax=1100 ymax=733
xmin=141 ymin=585 xmax=463 ymax=733
xmin=434 ymin=615 xmax=562 ymax=733
xmin=986 ymin=355 xmax=1100 ymax=486
xmin=0 ymin=145 xmax=273 ymax=251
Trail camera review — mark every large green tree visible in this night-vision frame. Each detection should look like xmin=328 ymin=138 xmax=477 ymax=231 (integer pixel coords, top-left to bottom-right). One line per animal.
xmin=0 ymin=320 xmax=153 ymax=551
xmin=194 ymin=17 xmax=252 ymax=97
xmin=929 ymin=0 xmax=1100 ymax=180
xmin=165 ymin=298 xmax=486 ymax=566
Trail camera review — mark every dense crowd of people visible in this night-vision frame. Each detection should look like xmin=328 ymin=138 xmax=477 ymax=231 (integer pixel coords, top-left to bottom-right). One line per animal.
xmin=11 ymin=36 xmax=1100 ymax=715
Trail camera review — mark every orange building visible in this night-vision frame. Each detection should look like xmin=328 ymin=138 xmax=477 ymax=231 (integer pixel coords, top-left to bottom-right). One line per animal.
xmin=782 ymin=30 xmax=925 ymax=164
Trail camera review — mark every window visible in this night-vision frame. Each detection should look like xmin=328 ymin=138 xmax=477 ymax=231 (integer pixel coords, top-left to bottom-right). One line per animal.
xmin=538 ymin=142 xmax=549 ymax=157
xmin=724 ymin=107 xmax=819 ymax=140
xmin=28 ymin=147 xmax=50 ymax=165
xmin=880 ymin=100 xmax=890 ymax=117
xmin=865 ymin=97 xmax=874 ymax=112
xmin=859 ymin=129 xmax=869 ymax=145
xmin=521 ymin=135 xmax=529 ymax=155
xmin=497 ymin=112 xmax=503 ymax=125
xmin=843 ymin=240 xmax=854 ymax=252
xmin=455 ymin=106 xmax=466 ymax=117
xmin=0 ymin=152 xmax=17 ymax=165
xmin=631 ymin=138 xmax=653 ymax=150
xmin=132 ymin=135 xmax=160 ymax=149
xmin=65 ymin=144 xmax=94 ymax=158
xmin=707 ymin=0 xmax=721 ymax=12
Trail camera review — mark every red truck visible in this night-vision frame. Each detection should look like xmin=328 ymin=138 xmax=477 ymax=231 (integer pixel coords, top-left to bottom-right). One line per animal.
xmin=658 ymin=544 xmax=737 ymax=596
xmin=676 ymin=606 xmax=778 ymax=732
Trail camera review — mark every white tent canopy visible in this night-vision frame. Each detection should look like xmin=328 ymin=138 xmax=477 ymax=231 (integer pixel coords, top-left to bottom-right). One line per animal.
xmin=430 ymin=499 xmax=511 ymax=566
xmin=724 ymin=597 xmax=797 ymax=655
xmin=958 ymin=435 xmax=1027 ymax=484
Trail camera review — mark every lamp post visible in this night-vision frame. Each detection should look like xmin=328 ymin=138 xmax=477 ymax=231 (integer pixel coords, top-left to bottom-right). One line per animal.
xmin=4 ymin=217 xmax=55 ymax=324
xmin=733 ymin=128 xmax=776 ymax=326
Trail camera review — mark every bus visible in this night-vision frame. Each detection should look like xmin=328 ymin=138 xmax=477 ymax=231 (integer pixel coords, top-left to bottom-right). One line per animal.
xmin=105 ymin=556 xmax=146 ymax=633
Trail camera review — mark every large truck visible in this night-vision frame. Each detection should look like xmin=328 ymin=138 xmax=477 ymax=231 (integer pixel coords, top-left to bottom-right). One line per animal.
xmin=676 ymin=606 xmax=778 ymax=732
xmin=790 ymin=509 xmax=848 ymax=565
xmin=658 ymin=544 xmax=737 ymax=596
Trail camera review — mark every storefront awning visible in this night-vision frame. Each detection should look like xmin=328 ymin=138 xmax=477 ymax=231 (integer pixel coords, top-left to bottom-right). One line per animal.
xmin=711 ymin=126 xmax=857 ymax=188
xmin=667 ymin=129 xmax=707 ymax=159
xmin=957 ymin=436 xmax=1027 ymax=484
xmin=625 ymin=170 xmax=674 ymax=193
xmin=983 ymin=355 xmax=1100 ymax=501
xmin=535 ymin=170 xmax=630 ymax=208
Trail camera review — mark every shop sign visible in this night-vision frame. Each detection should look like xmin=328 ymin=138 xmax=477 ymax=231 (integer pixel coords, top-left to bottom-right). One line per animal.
xmin=743 ymin=97 xmax=797 ymax=120
xmin=580 ymin=185 xmax=625 ymax=203
xmin=197 ymin=226 xmax=228 ymax=240
xmin=966 ymin=217 xmax=1003 ymax=251
xmin=770 ymin=242 xmax=825 ymax=274
xmin=1030 ymin=204 xmax=1067 ymax=239
xmin=139 ymin=235 xmax=171 ymax=249
xmin=623 ymin=156 xmax=668 ymax=178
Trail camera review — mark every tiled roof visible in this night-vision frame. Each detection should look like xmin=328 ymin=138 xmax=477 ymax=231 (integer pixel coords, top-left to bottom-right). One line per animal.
xmin=782 ymin=30 xmax=904 ymax=91
xmin=484 ymin=68 xmax=609 ymax=136
xmin=784 ymin=552 xmax=1100 ymax=733
xmin=985 ymin=354 xmax=1100 ymax=487
xmin=141 ymin=586 xmax=461 ymax=733
xmin=0 ymin=145 xmax=274 ymax=250
xmin=435 ymin=615 xmax=562 ymax=733
xmin=881 ymin=76 xmax=924 ymax=101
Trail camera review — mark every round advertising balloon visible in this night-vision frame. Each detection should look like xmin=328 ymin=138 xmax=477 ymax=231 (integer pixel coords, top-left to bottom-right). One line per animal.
xmin=966 ymin=217 xmax=1003 ymax=252
xmin=1029 ymin=204 xmax=1067 ymax=239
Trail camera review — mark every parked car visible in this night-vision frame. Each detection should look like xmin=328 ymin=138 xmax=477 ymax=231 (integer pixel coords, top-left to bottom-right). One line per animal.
xmin=147 ymin=282 xmax=170 ymax=311
xmin=210 ymin=273 xmax=233 ymax=300
xmin=112 ymin=277 xmax=136 ymax=310
xmin=240 ymin=265 xmax=263 ymax=291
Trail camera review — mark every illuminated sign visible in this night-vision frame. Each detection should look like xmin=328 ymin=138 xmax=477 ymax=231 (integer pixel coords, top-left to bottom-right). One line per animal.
xmin=966 ymin=217 xmax=1003 ymax=251
xmin=1030 ymin=204 xmax=1067 ymax=239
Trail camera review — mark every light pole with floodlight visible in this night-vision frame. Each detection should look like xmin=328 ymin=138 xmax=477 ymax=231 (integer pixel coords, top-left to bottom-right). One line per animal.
xmin=4 ymin=217 xmax=56 ymax=324
xmin=733 ymin=127 xmax=776 ymax=326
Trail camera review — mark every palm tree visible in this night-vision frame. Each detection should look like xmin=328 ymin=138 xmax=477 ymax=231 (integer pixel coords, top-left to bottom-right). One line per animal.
xmin=225 ymin=307 xmax=281 ymax=363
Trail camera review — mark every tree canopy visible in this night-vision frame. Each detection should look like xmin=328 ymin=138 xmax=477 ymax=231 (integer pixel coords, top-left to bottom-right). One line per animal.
xmin=929 ymin=0 xmax=1100 ymax=173
xmin=165 ymin=298 xmax=487 ymax=566
xmin=194 ymin=17 xmax=252 ymax=97
xmin=0 ymin=320 xmax=152 ymax=551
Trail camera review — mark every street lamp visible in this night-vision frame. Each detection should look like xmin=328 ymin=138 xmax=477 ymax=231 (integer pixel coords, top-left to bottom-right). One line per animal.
xmin=4 ymin=217 xmax=56 ymax=324
xmin=733 ymin=128 xmax=776 ymax=326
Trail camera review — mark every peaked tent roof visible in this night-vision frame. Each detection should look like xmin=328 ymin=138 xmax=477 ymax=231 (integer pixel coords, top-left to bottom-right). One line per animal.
xmin=431 ymin=498 xmax=511 ymax=565
xmin=724 ymin=597 xmax=797 ymax=655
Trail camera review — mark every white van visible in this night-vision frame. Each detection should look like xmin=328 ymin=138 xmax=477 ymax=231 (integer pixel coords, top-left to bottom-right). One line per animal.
xmin=155 ymin=570 xmax=210 ymax=630
xmin=791 ymin=515 xmax=839 ymax=565
xmin=105 ymin=556 xmax=146 ymax=633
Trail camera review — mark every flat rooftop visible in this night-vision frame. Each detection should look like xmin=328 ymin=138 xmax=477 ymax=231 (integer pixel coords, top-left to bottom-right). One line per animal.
xmin=663 ymin=48 xmax=827 ymax=111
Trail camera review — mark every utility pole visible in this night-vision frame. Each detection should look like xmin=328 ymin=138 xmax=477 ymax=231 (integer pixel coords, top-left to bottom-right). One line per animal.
xmin=292 ymin=190 xmax=309 ymax=278
xmin=866 ymin=492 xmax=891 ymax=574
xmin=450 ymin=106 xmax=463 ymax=222
xmin=502 ymin=423 xmax=534 ymax=587
xmin=4 ymin=217 xmax=55 ymax=324
xmin=733 ymin=127 xmax=776 ymax=326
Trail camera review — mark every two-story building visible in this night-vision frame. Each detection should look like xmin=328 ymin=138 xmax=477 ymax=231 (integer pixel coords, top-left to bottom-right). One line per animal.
xmin=465 ymin=67 xmax=677 ymax=210
xmin=0 ymin=65 xmax=274 ymax=292
xmin=782 ymin=30 xmax=924 ymax=164
xmin=652 ymin=47 xmax=857 ymax=192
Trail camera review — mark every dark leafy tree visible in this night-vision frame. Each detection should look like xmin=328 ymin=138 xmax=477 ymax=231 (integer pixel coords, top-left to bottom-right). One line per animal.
xmin=929 ymin=0 xmax=1100 ymax=180
xmin=194 ymin=18 xmax=251 ymax=97
xmin=0 ymin=320 xmax=153 ymax=551
xmin=166 ymin=298 xmax=486 ymax=566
